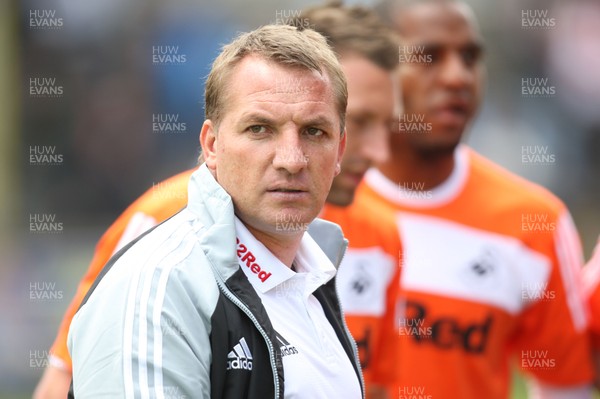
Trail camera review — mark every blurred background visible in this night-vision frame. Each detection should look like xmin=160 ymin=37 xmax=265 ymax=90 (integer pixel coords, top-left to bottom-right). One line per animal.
xmin=1 ymin=0 xmax=599 ymax=397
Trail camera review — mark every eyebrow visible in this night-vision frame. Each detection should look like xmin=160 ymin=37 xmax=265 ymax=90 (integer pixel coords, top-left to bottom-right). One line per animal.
xmin=419 ymin=41 xmax=485 ymax=53
xmin=303 ymin=116 xmax=336 ymax=130
xmin=462 ymin=42 xmax=485 ymax=54
xmin=238 ymin=112 xmax=337 ymax=131
xmin=238 ymin=113 xmax=274 ymax=126
xmin=236 ymin=111 xmax=286 ymax=130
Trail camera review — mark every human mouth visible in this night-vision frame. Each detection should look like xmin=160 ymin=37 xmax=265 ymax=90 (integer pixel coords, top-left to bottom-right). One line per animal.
xmin=266 ymin=185 xmax=310 ymax=200
xmin=434 ymin=101 xmax=469 ymax=126
xmin=341 ymin=170 xmax=366 ymax=187
xmin=268 ymin=185 xmax=308 ymax=192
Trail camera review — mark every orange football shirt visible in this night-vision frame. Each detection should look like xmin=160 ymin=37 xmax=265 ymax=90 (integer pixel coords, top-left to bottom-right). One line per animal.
xmin=355 ymin=145 xmax=592 ymax=399
xmin=583 ymin=238 xmax=600 ymax=350
xmin=321 ymin=202 xmax=401 ymax=388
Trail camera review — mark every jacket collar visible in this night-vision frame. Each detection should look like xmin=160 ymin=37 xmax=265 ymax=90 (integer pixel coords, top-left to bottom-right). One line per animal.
xmin=186 ymin=164 xmax=348 ymax=282
xmin=307 ymin=218 xmax=348 ymax=270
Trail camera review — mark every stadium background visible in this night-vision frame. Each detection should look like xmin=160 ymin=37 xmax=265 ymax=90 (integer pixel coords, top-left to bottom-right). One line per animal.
xmin=1 ymin=0 xmax=599 ymax=397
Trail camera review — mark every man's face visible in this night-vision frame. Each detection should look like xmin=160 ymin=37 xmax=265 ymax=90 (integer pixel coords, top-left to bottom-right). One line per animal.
xmin=327 ymin=56 xmax=394 ymax=206
xmin=395 ymin=2 xmax=485 ymax=154
xmin=201 ymin=55 xmax=345 ymax=236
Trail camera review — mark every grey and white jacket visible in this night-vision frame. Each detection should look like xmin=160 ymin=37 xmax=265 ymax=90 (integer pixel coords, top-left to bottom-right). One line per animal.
xmin=68 ymin=164 xmax=364 ymax=399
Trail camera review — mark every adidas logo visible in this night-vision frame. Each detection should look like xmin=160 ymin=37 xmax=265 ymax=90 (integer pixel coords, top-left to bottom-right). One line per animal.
xmin=227 ymin=337 xmax=253 ymax=371
xmin=276 ymin=333 xmax=299 ymax=357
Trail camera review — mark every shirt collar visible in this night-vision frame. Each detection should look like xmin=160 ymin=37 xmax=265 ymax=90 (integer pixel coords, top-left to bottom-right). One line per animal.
xmin=364 ymin=144 xmax=470 ymax=208
xmin=234 ymin=217 xmax=336 ymax=294
xmin=294 ymin=231 xmax=337 ymax=294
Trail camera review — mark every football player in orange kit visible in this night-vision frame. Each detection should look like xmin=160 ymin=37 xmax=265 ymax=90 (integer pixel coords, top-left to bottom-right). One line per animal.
xmin=353 ymin=0 xmax=593 ymax=397
xmin=583 ymin=239 xmax=600 ymax=390
xmin=33 ymin=4 xmax=401 ymax=399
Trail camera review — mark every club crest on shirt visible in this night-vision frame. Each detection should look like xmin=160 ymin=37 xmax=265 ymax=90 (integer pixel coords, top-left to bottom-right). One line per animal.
xmin=459 ymin=248 xmax=499 ymax=288
xmin=350 ymin=263 xmax=373 ymax=295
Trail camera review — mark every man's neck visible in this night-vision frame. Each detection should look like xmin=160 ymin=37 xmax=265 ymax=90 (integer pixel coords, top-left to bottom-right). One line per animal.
xmin=378 ymin=145 xmax=456 ymax=190
xmin=244 ymin=224 xmax=302 ymax=268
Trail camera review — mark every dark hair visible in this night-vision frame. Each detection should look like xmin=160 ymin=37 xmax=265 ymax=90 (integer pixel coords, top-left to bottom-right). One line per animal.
xmin=293 ymin=2 xmax=399 ymax=71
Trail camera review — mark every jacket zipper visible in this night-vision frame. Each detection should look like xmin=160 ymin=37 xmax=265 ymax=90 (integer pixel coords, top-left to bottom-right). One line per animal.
xmin=214 ymin=278 xmax=280 ymax=399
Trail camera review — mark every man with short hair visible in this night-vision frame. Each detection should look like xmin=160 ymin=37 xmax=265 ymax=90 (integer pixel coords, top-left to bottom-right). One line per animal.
xmin=68 ymin=24 xmax=362 ymax=398
xmin=37 ymin=5 xmax=401 ymax=398
xmin=356 ymin=0 xmax=594 ymax=397
xmin=298 ymin=5 xmax=401 ymax=394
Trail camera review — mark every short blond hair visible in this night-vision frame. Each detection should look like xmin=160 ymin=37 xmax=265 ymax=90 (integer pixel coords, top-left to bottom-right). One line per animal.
xmin=204 ymin=24 xmax=347 ymax=131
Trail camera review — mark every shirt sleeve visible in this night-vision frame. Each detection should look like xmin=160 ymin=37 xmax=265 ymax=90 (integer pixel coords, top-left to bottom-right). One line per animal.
xmin=515 ymin=210 xmax=593 ymax=386
xmin=584 ymin=237 xmax=600 ymax=349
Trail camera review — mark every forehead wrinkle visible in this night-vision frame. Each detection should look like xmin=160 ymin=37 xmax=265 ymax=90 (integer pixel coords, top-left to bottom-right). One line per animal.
xmin=242 ymin=88 xmax=333 ymax=104
xmin=249 ymin=98 xmax=331 ymax=105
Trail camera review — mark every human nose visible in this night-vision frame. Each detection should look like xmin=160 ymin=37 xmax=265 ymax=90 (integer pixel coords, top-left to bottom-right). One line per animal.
xmin=272 ymin=130 xmax=308 ymax=174
xmin=360 ymin=123 xmax=390 ymax=166
xmin=439 ymin=52 xmax=474 ymax=90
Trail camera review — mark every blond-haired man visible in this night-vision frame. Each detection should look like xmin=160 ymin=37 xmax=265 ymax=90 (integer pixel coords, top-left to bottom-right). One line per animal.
xmin=68 ymin=24 xmax=362 ymax=398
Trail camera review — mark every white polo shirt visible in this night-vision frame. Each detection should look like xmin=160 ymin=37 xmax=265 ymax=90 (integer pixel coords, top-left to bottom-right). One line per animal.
xmin=234 ymin=218 xmax=362 ymax=399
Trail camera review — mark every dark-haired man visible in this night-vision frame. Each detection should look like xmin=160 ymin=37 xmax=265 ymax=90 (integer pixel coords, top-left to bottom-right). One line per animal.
xmin=356 ymin=0 xmax=594 ymax=397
